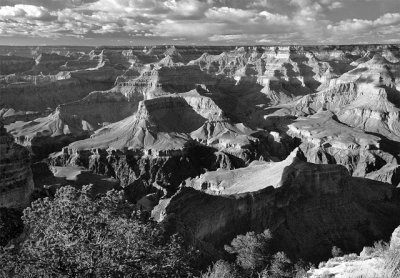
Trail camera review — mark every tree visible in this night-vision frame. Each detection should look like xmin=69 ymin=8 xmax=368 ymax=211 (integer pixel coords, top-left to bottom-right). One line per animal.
xmin=201 ymin=260 xmax=240 ymax=278
xmin=261 ymin=252 xmax=293 ymax=278
xmin=224 ymin=229 xmax=272 ymax=271
xmin=0 ymin=185 xmax=197 ymax=277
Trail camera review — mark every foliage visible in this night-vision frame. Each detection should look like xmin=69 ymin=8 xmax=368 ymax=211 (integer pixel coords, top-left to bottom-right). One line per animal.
xmin=331 ymin=246 xmax=343 ymax=258
xmin=224 ymin=230 xmax=313 ymax=278
xmin=201 ymin=260 xmax=240 ymax=278
xmin=224 ymin=229 xmax=272 ymax=271
xmin=0 ymin=185 xmax=197 ymax=278
xmin=261 ymin=252 xmax=293 ymax=278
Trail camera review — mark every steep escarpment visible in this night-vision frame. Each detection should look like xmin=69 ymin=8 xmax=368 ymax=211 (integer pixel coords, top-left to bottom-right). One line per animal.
xmin=153 ymin=149 xmax=400 ymax=262
xmin=0 ymin=122 xmax=34 ymax=208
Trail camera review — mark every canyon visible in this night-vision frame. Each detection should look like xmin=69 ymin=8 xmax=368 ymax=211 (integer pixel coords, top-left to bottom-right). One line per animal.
xmin=1 ymin=44 xmax=400 ymax=265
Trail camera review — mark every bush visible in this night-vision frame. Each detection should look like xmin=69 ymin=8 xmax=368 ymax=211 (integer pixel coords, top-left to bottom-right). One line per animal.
xmin=202 ymin=260 xmax=240 ymax=278
xmin=225 ymin=229 xmax=272 ymax=271
xmin=0 ymin=185 xmax=197 ymax=277
xmin=261 ymin=252 xmax=293 ymax=278
xmin=331 ymin=246 xmax=343 ymax=258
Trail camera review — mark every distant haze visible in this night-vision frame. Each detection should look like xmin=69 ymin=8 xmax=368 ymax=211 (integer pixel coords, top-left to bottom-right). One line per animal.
xmin=0 ymin=0 xmax=399 ymax=45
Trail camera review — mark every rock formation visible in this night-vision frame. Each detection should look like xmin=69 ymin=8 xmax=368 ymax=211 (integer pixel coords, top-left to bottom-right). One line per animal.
xmin=1 ymin=44 xmax=400 ymax=263
xmin=153 ymin=148 xmax=400 ymax=262
xmin=0 ymin=121 xmax=34 ymax=208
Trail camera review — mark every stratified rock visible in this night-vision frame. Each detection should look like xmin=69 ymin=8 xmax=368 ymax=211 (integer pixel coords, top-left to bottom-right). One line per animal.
xmin=153 ymin=148 xmax=400 ymax=262
xmin=0 ymin=122 xmax=34 ymax=208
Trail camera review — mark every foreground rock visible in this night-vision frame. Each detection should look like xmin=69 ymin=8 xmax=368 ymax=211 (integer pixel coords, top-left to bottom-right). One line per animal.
xmin=153 ymin=148 xmax=400 ymax=262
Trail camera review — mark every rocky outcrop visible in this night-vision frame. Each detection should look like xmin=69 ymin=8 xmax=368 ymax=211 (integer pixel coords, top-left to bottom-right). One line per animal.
xmin=0 ymin=122 xmax=34 ymax=208
xmin=152 ymin=149 xmax=400 ymax=262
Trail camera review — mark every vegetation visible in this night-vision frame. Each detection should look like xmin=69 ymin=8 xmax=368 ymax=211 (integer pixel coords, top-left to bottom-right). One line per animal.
xmin=224 ymin=229 xmax=272 ymax=271
xmin=0 ymin=185 xmax=197 ymax=277
xmin=1 ymin=190 xmax=315 ymax=278
xmin=203 ymin=229 xmax=311 ymax=278
xmin=331 ymin=246 xmax=343 ymax=258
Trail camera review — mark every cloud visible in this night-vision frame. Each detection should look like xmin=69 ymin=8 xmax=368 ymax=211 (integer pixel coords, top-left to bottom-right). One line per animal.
xmin=164 ymin=0 xmax=208 ymax=18
xmin=153 ymin=20 xmax=225 ymax=37
xmin=327 ymin=12 xmax=400 ymax=33
xmin=0 ymin=0 xmax=399 ymax=44
xmin=327 ymin=2 xmax=343 ymax=10
xmin=0 ymin=4 xmax=54 ymax=20
xmin=205 ymin=7 xmax=256 ymax=22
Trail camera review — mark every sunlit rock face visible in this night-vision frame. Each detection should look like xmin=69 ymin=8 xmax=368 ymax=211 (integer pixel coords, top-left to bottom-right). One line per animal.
xmin=0 ymin=122 xmax=34 ymax=208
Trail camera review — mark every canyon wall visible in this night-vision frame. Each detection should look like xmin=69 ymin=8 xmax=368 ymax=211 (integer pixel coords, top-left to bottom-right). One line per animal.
xmin=0 ymin=122 xmax=34 ymax=208
xmin=153 ymin=149 xmax=400 ymax=262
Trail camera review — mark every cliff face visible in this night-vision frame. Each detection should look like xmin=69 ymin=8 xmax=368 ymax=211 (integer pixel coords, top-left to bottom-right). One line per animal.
xmin=153 ymin=149 xmax=400 ymax=262
xmin=0 ymin=122 xmax=34 ymax=208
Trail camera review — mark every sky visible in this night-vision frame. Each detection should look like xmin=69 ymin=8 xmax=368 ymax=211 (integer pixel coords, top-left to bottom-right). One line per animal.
xmin=0 ymin=0 xmax=399 ymax=46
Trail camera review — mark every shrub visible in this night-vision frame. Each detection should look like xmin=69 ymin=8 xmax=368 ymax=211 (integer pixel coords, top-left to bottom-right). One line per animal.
xmin=225 ymin=229 xmax=272 ymax=271
xmin=331 ymin=246 xmax=343 ymax=258
xmin=0 ymin=185 xmax=197 ymax=277
xmin=201 ymin=260 xmax=240 ymax=278
xmin=261 ymin=252 xmax=293 ymax=278
xmin=360 ymin=241 xmax=389 ymax=258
